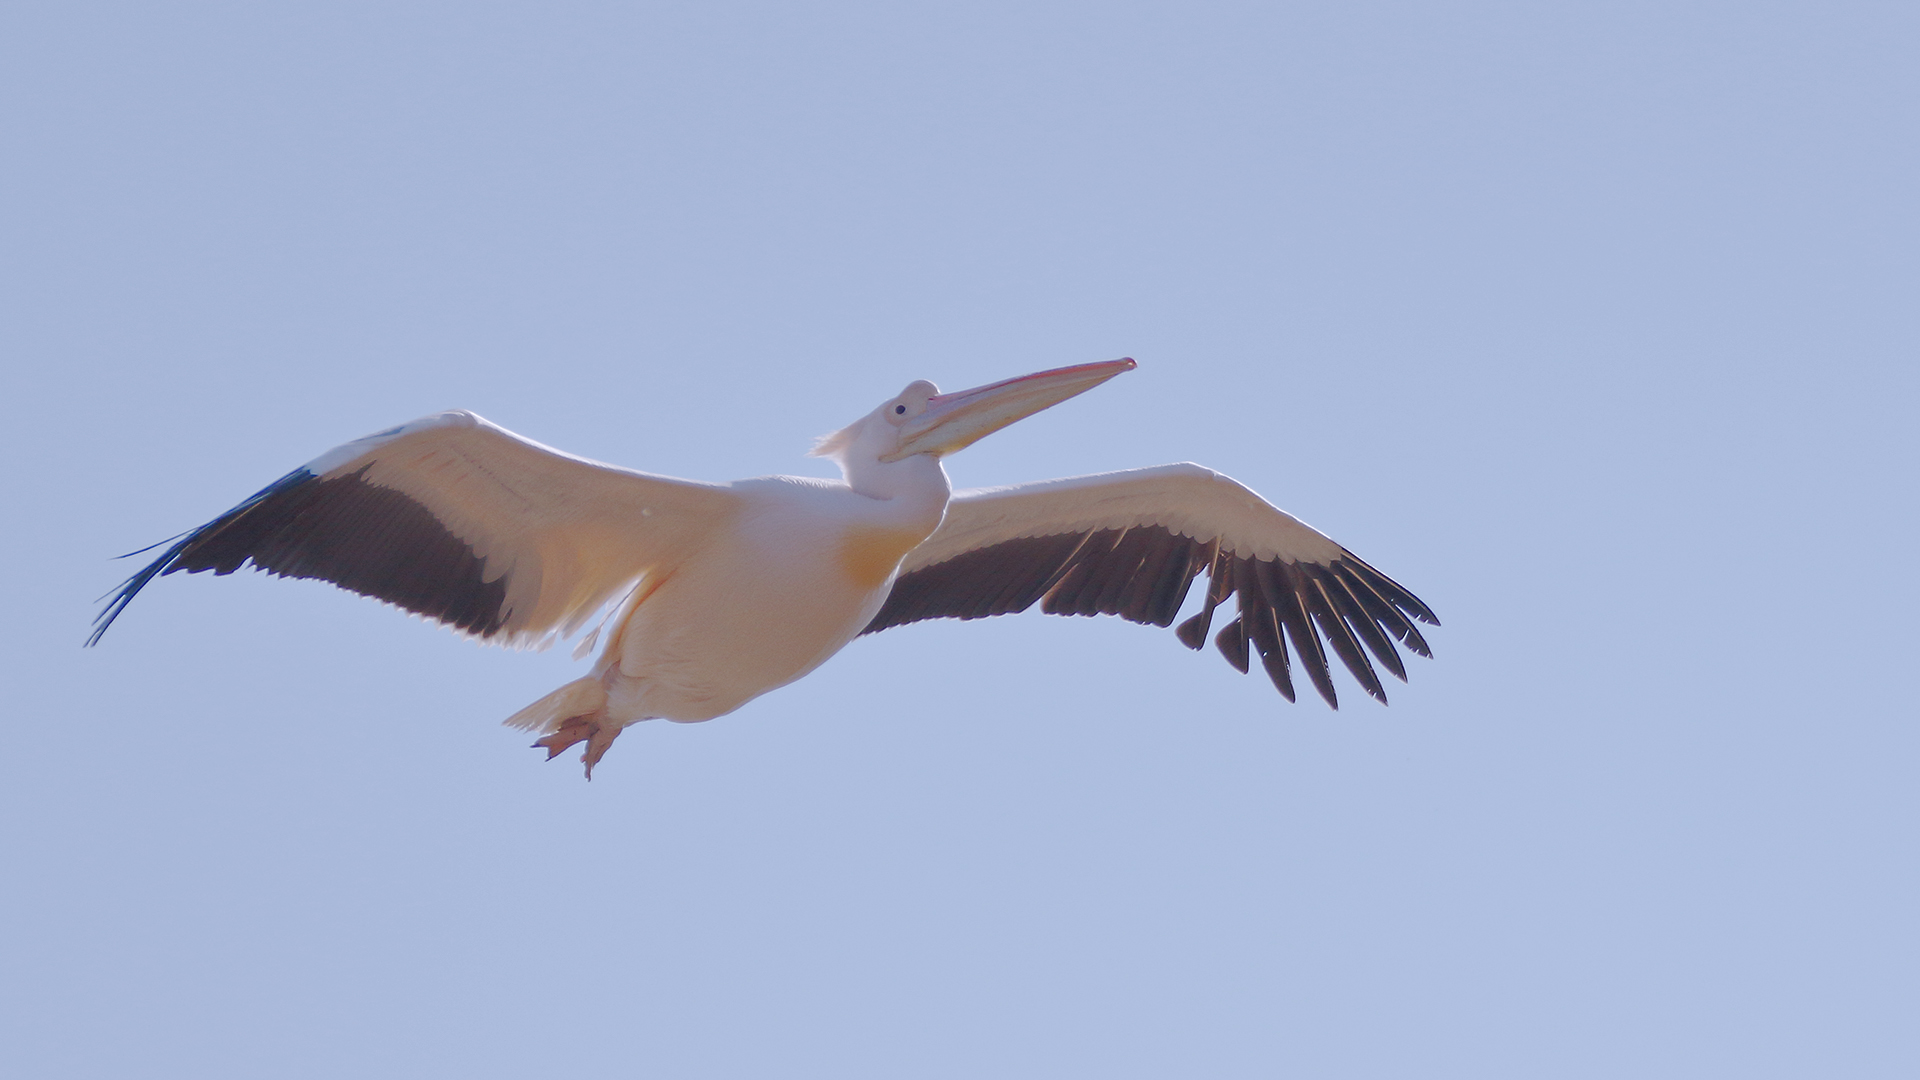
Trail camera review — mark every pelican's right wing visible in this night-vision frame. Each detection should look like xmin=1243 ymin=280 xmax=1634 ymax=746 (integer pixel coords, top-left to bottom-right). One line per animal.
xmin=865 ymin=463 xmax=1438 ymax=708
xmin=90 ymin=411 xmax=739 ymax=649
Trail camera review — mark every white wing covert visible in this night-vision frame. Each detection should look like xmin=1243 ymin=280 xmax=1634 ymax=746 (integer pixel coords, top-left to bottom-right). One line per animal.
xmin=864 ymin=463 xmax=1438 ymax=707
xmin=91 ymin=411 xmax=738 ymax=649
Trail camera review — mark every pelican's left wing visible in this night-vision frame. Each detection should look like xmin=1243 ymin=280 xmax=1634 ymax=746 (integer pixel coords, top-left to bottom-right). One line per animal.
xmin=90 ymin=411 xmax=738 ymax=649
xmin=864 ymin=463 xmax=1438 ymax=707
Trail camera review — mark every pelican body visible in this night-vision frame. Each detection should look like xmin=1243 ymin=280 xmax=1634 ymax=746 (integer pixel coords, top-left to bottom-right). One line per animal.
xmin=91 ymin=360 xmax=1438 ymax=777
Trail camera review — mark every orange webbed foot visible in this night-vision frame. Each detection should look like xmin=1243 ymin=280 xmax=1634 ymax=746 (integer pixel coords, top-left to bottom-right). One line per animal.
xmin=531 ymin=716 xmax=624 ymax=779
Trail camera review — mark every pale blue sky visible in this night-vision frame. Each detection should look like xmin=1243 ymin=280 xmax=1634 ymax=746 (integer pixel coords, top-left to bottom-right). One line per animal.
xmin=3 ymin=2 xmax=1915 ymax=1076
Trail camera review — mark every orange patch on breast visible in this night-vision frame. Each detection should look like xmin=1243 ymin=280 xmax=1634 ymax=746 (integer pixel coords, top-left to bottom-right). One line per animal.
xmin=837 ymin=525 xmax=925 ymax=590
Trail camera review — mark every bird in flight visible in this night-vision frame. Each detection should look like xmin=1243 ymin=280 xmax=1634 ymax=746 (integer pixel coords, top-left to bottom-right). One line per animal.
xmin=91 ymin=359 xmax=1438 ymax=777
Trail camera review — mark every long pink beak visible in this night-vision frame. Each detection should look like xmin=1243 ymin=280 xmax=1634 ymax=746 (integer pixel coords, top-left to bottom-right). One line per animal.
xmin=882 ymin=358 xmax=1137 ymax=462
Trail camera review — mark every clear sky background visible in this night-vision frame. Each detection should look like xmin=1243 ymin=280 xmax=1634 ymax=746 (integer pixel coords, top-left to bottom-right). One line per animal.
xmin=3 ymin=2 xmax=1915 ymax=1076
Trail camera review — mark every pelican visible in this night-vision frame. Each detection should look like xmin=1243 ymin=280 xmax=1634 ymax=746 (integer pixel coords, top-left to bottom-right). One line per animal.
xmin=90 ymin=359 xmax=1438 ymax=777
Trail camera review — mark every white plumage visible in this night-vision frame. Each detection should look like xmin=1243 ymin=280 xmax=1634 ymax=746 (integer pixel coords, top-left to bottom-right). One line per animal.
xmin=93 ymin=359 xmax=1437 ymax=777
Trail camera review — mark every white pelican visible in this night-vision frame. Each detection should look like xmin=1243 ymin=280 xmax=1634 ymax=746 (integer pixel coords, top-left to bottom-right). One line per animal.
xmin=91 ymin=359 xmax=1437 ymax=777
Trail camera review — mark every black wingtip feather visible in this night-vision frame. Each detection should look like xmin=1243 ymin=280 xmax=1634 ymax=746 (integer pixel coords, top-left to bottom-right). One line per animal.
xmin=1234 ymin=558 xmax=1298 ymax=703
xmin=1257 ymin=560 xmax=1338 ymax=709
xmin=863 ymin=523 xmax=1435 ymax=710
xmin=1324 ymin=571 xmax=1408 ymax=682
xmin=1259 ymin=647 xmax=1297 ymax=703
xmin=88 ymin=466 xmax=512 ymax=646
xmin=1340 ymin=550 xmax=1440 ymax=626
xmin=1301 ymin=573 xmax=1386 ymax=704
xmin=1214 ymin=619 xmax=1251 ymax=674
xmin=87 ymin=468 xmax=317 ymax=646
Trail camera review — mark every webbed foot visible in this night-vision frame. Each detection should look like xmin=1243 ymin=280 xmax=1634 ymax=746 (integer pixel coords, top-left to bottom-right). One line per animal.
xmin=532 ymin=716 xmax=624 ymax=780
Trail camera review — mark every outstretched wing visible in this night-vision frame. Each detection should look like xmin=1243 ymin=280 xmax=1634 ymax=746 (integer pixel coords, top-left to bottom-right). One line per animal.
xmin=864 ymin=463 xmax=1438 ymax=707
xmin=90 ymin=411 xmax=738 ymax=649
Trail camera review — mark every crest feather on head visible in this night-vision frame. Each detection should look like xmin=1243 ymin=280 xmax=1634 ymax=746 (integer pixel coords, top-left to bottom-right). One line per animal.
xmin=809 ymin=423 xmax=858 ymax=461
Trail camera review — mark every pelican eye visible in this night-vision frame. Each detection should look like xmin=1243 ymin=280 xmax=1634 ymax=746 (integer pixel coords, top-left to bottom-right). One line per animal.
xmin=894 ymin=404 xmax=907 ymax=415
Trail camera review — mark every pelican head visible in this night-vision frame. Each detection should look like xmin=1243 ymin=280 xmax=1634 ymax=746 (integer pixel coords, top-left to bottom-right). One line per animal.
xmin=814 ymin=359 xmax=1137 ymax=494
